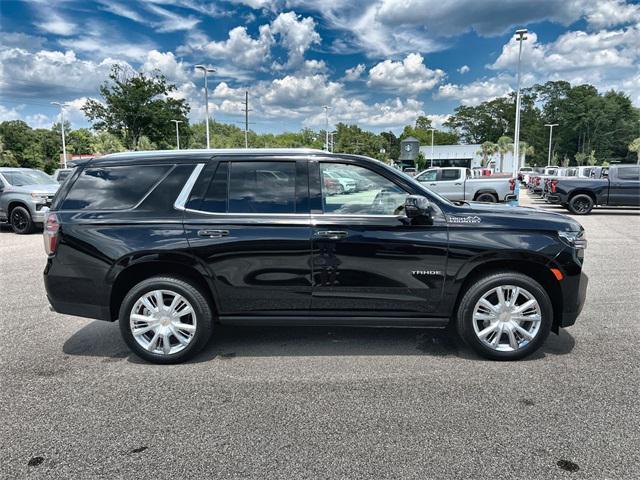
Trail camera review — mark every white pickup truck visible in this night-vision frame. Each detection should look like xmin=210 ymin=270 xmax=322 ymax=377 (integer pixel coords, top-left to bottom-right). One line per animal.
xmin=415 ymin=167 xmax=515 ymax=203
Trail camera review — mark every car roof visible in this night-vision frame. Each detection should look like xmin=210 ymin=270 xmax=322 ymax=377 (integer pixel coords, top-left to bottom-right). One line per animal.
xmin=0 ymin=167 xmax=40 ymax=172
xmin=89 ymin=148 xmax=334 ymax=166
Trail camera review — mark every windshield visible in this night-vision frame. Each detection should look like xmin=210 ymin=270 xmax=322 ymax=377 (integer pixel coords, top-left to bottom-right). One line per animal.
xmin=2 ymin=170 xmax=55 ymax=186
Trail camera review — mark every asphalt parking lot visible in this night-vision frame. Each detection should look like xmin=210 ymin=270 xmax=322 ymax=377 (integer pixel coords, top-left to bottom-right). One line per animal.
xmin=1 ymin=191 xmax=639 ymax=479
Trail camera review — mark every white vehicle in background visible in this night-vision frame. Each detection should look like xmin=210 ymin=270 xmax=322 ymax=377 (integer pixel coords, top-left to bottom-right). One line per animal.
xmin=52 ymin=168 xmax=74 ymax=184
xmin=415 ymin=167 xmax=515 ymax=203
xmin=322 ymin=170 xmax=357 ymax=194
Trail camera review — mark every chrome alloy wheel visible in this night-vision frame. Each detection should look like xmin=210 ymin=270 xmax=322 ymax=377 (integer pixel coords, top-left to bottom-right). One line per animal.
xmin=472 ymin=285 xmax=542 ymax=352
xmin=129 ymin=290 xmax=197 ymax=355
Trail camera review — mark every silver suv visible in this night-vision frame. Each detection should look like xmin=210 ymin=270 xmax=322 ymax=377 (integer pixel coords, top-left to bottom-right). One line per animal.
xmin=0 ymin=168 xmax=59 ymax=234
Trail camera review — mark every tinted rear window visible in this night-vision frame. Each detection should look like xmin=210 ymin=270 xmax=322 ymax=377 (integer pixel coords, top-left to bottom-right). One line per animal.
xmin=617 ymin=166 xmax=640 ymax=180
xmin=60 ymin=165 xmax=172 ymax=210
xmin=441 ymin=169 xmax=460 ymax=180
xmin=229 ymin=162 xmax=296 ymax=213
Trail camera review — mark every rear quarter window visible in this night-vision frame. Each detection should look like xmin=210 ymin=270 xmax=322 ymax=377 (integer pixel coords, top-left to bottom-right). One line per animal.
xmin=60 ymin=164 xmax=172 ymax=210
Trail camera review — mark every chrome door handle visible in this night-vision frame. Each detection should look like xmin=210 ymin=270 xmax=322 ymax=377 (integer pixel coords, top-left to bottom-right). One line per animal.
xmin=316 ymin=230 xmax=348 ymax=239
xmin=454 ymin=182 xmax=462 ymax=185
xmin=198 ymin=229 xmax=229 ymax=238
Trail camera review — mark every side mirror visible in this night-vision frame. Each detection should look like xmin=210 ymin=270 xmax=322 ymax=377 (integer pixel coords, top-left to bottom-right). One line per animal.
xmin=404 ymin=195 xmax=431 ymax=219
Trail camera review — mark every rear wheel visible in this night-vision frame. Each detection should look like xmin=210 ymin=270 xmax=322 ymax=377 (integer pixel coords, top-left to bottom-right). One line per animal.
xmin=456 ymin=272 xmax=552 ymax=360
xmin=568 ymin=194 xmax=594 ymax=215
xmin=119 ymin=276 xmax=214 ymax=364
xmin=475 ymin=192 xmax=498 ymax=203
xmin=10 ymin=206 xmax=34 ymax=234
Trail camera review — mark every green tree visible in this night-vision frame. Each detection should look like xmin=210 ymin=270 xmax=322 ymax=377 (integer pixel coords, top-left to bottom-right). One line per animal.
xmin=477 ymin=141 xmax=497 ymax=167
xmin=67 ymin=128 xmax=96 ymax=155
xmin=586 ymin=150 xmax=597 ymax=166
xmin=93 ymin=131 xmax=125 ymax=154
xmin=135 ymin=135 xmax=156 ymax=151
xmin=575 ymin=152 xmax=587 ymax=166
xmin=496 ymin=136 xmax=513 ymax=172
xmin=83 ymin=64 xmax=189 ymax=149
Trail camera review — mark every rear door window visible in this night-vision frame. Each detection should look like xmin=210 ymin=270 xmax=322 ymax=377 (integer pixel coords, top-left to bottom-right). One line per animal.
xmin=228 ymin=161 xmax=297 ymax=214
xmin=60 ymin=165 xmax=172 ymax=210
xmin=617 ymin=166 xmax=640 ymax=180
xmin=440 ymin=169 xmax=460 ymax=181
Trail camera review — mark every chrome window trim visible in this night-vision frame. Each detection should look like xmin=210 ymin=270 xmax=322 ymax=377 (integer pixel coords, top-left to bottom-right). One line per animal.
xmin=174 ymin=163 xmax=205 ymax=211
xmin=181 ymin=206 xmax=402 ymax=219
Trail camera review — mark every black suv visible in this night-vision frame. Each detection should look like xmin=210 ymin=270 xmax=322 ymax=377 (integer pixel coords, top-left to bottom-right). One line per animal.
xmin=44 ymin=149 xmax=588 ymax=363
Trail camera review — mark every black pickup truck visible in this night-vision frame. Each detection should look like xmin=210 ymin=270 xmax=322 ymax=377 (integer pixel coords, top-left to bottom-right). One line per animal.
xmin=548 ymin=164 xmax=640 ymax=214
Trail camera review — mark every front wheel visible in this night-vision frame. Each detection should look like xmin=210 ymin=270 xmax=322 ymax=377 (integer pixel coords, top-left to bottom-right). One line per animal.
xmin=568 ymin=194 xmax=594 ymax=215
xmin=456 ymin=272 xmax=552 ymax=360
xmin=10 ymin=206 xmax=34 ymax=234
xmin=119 ymin=276 xmax=214 ymax=364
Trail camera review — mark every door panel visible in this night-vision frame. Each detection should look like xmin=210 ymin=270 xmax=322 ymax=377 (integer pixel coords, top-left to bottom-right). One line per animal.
xmin=609 ymin=167 xmax=640 ymax=206
xmin=312 ymin=161 xmax=448 ymax=317
xmin=311 ymin=215 xmax=448 ymax=315
xmin=183 ymin=158 xmax=312 ymax=315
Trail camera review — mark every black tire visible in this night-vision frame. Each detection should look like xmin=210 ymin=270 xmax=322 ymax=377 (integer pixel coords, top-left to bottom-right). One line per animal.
xmin=337 ymin=184 xmax=345 ymax=195
xmin=475 ymin=192 xmax=497 ymax=203
xmin=10 ymin=205 xmax=34 ymax=234
xmin=456 ymin=272 xmax=552 ymax=361
xmin=119 ymin=276 xmax=214 ymax=364
xmin=567 ymin=194 xmax=594 ymax=215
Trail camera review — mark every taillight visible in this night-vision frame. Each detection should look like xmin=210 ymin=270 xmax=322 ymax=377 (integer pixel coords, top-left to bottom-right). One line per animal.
xmin=551 ymin=180 xmax=558 ymax=193
xmin=43 ymin=212 xmax=60 ymax=256
xmin=509 ymin=178 xmax=515 ymax=192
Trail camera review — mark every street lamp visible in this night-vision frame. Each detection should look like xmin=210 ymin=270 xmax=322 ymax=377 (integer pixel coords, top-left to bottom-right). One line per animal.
xmin=195 ymin=64 xmax=216 ymax=149
xmin=322 ymin=105 xmax=332 ymax=151
xmin=545 ymin=123 xmax=558 ymax=166
xmin=329 ymin=130 xmax=337 ymax=152
xmin=171 ymin=120 xmax=183 ymax=150
xmin=426 ymin=128 xmax=435 ymax=168
xmin=51 ymin=102 xmax=68 ymax=169
xmin=512 ymin=28 xmax=528 ymax=177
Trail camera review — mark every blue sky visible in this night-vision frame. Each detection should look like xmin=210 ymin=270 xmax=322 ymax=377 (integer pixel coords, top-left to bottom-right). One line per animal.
xmin=1 ymin=0 xmax=639 ymax=134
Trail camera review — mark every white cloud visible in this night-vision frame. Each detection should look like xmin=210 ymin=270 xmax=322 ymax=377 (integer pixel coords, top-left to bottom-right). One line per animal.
xmin=436 ymin=77 xmax=513 ymax=105
xmin=343 ymin=64 xmax=366 ymax=81
xmin=270 ymin=12 xmax=321 ymax=69
xmin=35 ymin=9 xmax=77 ymax=36
xmin=263 ymin=74 xmax=342 ymax=111
xmin=367 ymin=53 xmax=445 ymax=94
xmin=584 ymin=0 xmax=640 ymax=29
xmin=0 ymin=104 xmax=22 ymax=122
xmin=488 ymin=26 xmax=640 ymax=104
xmin=199 ymin=25 xmax=273 ymax=69
xmin=303 ymin=96 xmax=426 ymax=129
xmin=145 ymin=3 xmax=201 ymax=32
xmin=0 ymin=48 xmax=122 ymax=99
xmin=457 ymin=65 xmax=470 ymax=74
xmin=1 ymin=32 xmax=46 ymax=50
xmin=141 ymin=50 xmax=190 ymax=84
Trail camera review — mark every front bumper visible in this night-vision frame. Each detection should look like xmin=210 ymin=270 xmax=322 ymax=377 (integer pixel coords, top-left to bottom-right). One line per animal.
xmin=559 ymin=271 xmax=588 ymax=328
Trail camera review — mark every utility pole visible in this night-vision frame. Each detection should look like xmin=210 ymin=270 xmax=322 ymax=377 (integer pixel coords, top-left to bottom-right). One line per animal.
xmin=171 ymin=120 xmax=183 ymax=149
xmin=512 ymin=28 xmax=528 ymax=178
xmin=427 ymin=128 xmax=435 ymax=168
xmin=242 ymin=90 xmax=251 ymax=148
xmin=329 ymin=131 xmax=337 ymax=152
xmin=195 ymin=64 xmax=216 ymax=149
xmin=322 ymin=105 xmax=331 ymax=151
xmin=545 ymin=123 xmax=558 ymax=166
xmin=51 ymin=102 xmax=68 ymax=168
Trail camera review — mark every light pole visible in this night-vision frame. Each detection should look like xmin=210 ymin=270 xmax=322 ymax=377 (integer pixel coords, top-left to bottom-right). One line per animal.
xmin=51 ymin=102 xmax=68 ymax=168
xmin=322 ymin=105 xmax=331 ymax=151
xmin=171 ymin=120 xmax=183 ymax=149
xmin=195 ymin=65 xmax=216 ymax=149
xmin=427 ymin=128 xmax=435 ymax=168
xmin=329 ymin=131 xmax=337 ymax=152
xmin=512 ymin=28 xmax=528 ymax=178
xmin=545 ymin=123 xmax=558 ymax=166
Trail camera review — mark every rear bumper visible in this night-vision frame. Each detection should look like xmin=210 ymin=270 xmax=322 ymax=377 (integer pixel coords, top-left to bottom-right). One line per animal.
xmin=546 ymin=194 xmax=561 ymax=204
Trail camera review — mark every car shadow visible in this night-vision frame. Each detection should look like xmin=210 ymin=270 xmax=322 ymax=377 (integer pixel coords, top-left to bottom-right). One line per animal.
xmin=62 ymin=320 xmax=576 ymax=364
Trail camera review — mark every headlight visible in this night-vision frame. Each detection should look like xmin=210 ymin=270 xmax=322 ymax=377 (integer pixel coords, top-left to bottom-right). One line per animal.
xmin=31 ymin=193 xmax=49 ymax=203
xmin=559 ymin=230 xmax=587 ymax=249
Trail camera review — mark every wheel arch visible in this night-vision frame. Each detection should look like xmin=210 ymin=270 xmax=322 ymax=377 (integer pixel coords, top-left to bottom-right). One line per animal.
xmin=451 ymin=259 xmax=563 ymax=332
xmin=568 ymin=189 xmax=597 ymax=203
xmin=108 ymin=258 xmax=217 ymax=322
xmin=473 ymin=189 xmax=498 ymax=201
xmin=7 ymin=200 xmax=30 ymax=216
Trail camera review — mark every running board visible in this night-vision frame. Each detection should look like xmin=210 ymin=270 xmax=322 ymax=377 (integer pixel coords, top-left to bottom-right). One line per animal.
xmin=218 ymin=315 xmax=449 ymax=328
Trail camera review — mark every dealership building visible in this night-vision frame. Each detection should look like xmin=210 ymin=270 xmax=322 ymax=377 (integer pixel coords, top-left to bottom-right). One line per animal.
xmin=418 ymin=143 xmax=518 ymax=171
